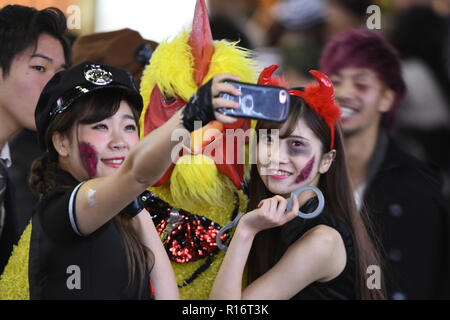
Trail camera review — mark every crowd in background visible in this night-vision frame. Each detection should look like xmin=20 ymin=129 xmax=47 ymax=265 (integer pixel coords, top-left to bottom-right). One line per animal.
xmin=1 ymin=0 xmax=449 ymax=300
xmin=207 ymin=0 xmax=450 ymax=209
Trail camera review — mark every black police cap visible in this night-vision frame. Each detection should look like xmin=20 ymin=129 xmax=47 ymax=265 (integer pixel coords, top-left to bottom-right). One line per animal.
xmin=35 ymin=61 xmax=143 ymax=150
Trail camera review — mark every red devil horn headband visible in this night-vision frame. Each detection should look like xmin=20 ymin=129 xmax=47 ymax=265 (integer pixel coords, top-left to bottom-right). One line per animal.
xmin=289 ymin=70 xmax=341 ymax=149
xmin=257 ymin=64 xmax=289 ymax=88
xmin=258 ymin=65 xmax=341 ymax=149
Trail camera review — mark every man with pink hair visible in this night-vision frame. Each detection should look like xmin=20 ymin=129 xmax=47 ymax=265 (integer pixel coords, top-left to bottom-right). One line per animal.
xmin=320 ymin=29 xmax=449 ymax=299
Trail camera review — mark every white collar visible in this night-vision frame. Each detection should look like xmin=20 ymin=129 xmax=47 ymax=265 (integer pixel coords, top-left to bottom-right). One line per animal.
xmin=0 ymin=143 xmax=12 ymax=168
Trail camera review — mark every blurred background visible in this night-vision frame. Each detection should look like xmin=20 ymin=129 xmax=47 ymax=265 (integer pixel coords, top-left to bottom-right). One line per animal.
xmin=1 ymin=0 xmax=449 ymax=226
xmin=1 ymin=0 xmax=448 ymax=82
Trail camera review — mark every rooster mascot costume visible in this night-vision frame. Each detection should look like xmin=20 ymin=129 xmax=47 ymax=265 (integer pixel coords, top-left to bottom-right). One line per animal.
xmin=138 ymin=0 xmax=257 ymax=299
xmin=0 ymin=0 xmax=257 ymax=300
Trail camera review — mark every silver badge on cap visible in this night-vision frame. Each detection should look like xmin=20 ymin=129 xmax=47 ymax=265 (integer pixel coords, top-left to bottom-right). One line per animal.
xmin=84 ymin=64 xmax=113 ymax=86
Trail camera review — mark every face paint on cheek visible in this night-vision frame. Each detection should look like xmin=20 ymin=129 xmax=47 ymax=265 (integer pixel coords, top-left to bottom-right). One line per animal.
xmin=293 ymin=156 xmax=315 ymax=185
xmin=79 ymin=142 xmax=98 ymax=177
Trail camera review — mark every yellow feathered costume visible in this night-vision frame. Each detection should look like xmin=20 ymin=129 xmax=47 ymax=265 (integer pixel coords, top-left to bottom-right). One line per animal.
xmin=0 ymin=223 xmax=31 ymax=299
xmin=138 ymin=1 xmax=257 ymax=299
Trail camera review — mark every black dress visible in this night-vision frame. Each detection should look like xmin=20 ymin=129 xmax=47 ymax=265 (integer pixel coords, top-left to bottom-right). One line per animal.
xmin=29 ymin=169 xmax=152 ymax=299
xmin=274 ymin=197 xmax=357 ymax=300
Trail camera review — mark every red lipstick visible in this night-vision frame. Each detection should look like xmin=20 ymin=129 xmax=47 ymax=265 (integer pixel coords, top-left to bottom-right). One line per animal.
xmin=101 ymin=157 xmax=125 ymax=168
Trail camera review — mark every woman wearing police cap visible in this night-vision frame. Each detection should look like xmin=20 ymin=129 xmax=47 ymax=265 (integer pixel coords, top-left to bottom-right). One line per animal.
xmin=22 ymin=61 xmax=240 ymax=299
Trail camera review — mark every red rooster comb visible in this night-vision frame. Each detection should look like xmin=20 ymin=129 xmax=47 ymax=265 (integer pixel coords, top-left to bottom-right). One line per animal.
xmin=188 ymin=0 xmax=214 ymax=86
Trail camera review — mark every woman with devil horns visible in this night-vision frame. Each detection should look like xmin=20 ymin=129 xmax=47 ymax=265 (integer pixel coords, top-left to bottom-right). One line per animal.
xmin=210 ymin=65 xmax=385 ymax=300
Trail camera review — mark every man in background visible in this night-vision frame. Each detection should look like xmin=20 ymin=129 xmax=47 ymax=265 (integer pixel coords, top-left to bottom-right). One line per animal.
xmin=0 ymin=4 xmax=70 ymax=274
xmin=320 ymin=29 xmax=449 ymax=299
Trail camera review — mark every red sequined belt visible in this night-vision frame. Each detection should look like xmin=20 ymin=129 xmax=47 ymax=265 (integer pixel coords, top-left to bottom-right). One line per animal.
xmin=141 ymin=191 xmax=240 ymax=287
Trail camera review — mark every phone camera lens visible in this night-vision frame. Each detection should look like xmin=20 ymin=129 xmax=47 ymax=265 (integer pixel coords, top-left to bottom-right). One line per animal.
xmin=279 ymin=91 xmax=287 ymax=104
xmin=242 ymin=94 xmax=254 ymax=111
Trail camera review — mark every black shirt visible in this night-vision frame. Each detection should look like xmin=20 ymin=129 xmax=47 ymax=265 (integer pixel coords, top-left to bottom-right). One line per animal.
xmin=29 ymin=169 xmax=152 ymax=299
xmin=274 ymin=197 xmax=357 ymax=300
xmin=0 ymin=158 xmax=19 ymax=275
xmin=363 ymin=133 xmax=450 ymax=299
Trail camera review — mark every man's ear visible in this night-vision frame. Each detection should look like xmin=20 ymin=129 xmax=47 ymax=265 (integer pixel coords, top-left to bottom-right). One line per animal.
xmin=378 ymin=88 xmax=395 ymax=113
xmin=52 ymin=131 xmax=69 ymax=157
xmin=319 ymin=149 xmax=336 ymax=174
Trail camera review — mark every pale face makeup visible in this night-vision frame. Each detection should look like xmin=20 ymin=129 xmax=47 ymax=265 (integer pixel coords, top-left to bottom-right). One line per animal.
xmin=257 ymin=117 xmax=325 ymax=198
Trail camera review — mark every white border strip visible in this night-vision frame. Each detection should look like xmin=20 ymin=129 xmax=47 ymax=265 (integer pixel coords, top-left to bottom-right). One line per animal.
xmin=69 ymin=181 xmax=86 ymax=237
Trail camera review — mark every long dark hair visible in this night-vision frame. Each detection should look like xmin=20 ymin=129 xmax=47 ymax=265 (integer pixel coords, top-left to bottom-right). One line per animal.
xmin=29 ymin=88 xmax=153 ymax=298
xmin=247 ymin=95 xmax=385 ymax=299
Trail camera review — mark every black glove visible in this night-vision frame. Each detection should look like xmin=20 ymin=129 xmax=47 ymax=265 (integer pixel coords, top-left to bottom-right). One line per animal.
xmin=122 ymin=191 xmax=151 ymax=217
xmin=180 ymin=78 xmax=216 ymax=132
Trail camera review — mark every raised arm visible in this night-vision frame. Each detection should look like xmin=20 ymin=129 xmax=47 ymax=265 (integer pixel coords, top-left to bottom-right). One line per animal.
xmin=73 ymin=108 xmax=185 ymax=236
xmin=209 ymin=196 xmax=347 ymax=300
xmin=73 ymin=74 xmax=242 ymax=236
xmin=210 ymin=195 xmax=298 ymax=299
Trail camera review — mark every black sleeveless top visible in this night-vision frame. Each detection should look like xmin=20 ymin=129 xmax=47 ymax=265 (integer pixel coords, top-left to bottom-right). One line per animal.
xmin=274 ymin=197 xmax=357 ymax=300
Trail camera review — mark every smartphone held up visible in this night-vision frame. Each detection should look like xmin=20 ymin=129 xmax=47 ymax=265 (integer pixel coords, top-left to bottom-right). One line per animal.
xmin=218 ymin=80 xmax=290 ymax=123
